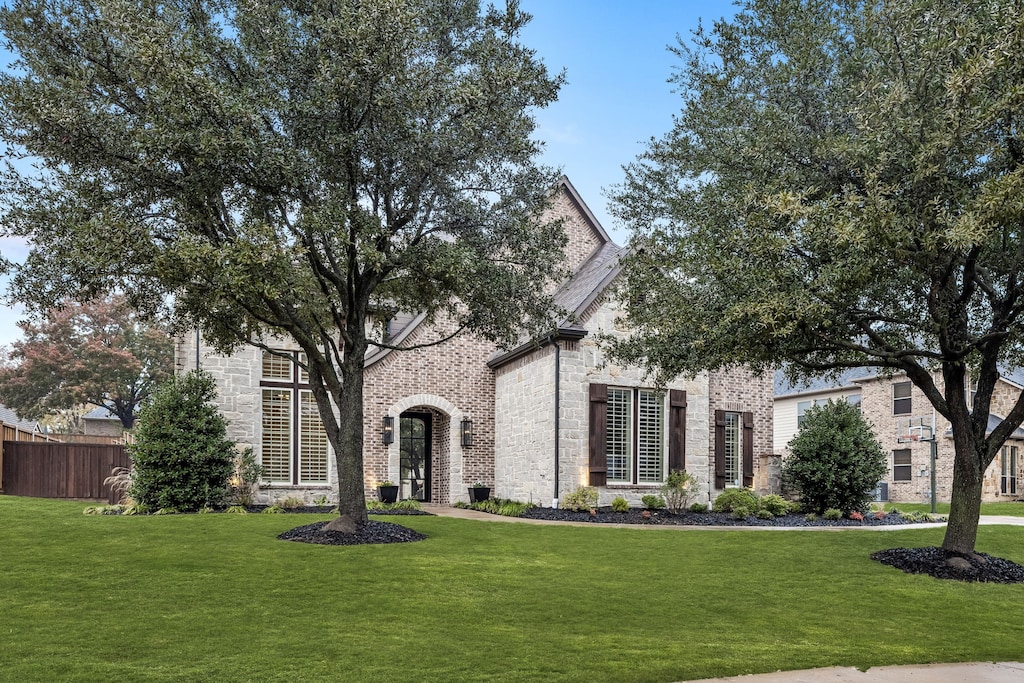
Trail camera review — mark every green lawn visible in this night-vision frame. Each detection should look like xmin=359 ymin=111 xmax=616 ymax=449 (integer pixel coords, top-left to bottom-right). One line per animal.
xmin=2 ymin=497 xmax=1024 ymax=683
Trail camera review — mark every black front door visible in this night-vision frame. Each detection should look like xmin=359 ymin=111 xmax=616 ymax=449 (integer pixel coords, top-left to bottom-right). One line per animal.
xmin=400 ymin=412 xmax=431 ymax=502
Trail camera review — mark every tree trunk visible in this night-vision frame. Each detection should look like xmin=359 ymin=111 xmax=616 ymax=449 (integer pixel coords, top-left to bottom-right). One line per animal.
xmin=942 ymin=441 xmax=985 ymax=554
xmin=325 ymin=357 xmax=368 ymax=531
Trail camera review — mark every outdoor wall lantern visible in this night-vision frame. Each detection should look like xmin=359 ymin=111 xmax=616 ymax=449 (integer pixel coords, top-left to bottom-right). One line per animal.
xmin=461 ymin=418 xmax=474 ymax=447
xmin=382 ymin=416 xmax=395 ymax=444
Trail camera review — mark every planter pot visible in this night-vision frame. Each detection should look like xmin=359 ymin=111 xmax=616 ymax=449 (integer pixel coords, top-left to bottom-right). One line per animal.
xmin=468 ymin=487 xmax=490 ymax=503
xmin=378 ymin=485 xmax=399 ymax=504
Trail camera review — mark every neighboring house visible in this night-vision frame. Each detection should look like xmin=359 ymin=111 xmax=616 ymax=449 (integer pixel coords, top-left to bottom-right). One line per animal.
xmin=0 ymin=404 xmax=44 ymax=441
xmin=81 ymin=406 xmax=125 ymax=438
xmin=774 ymin=369 xmax=1024 ymax=503
xmin=176 ymin=178 xmax=774 ymax=507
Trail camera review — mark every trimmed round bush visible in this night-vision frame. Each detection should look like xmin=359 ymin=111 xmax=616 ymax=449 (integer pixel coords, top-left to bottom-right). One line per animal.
xmin=128 ymin=370 xmax=236 ymax=512
xmin=758 ymin=494 xmax=791 ymax=516
xmin=782 ymin=399 xmax=887 ymax=514
xmin=712 ymin=487 xmax=758 ymax=513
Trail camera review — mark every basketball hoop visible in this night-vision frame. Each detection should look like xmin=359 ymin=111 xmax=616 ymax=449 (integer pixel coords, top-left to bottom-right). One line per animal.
xmin=897 ymin=416 xmax=934 ymax=444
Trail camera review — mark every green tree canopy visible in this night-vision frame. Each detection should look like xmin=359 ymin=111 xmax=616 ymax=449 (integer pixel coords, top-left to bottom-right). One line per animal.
xmin=0 ymin=294 xmax=173 ymax=428
xmin=610 ymin=0 xmax=1024 ymax=553
xmin=0 ymin=0 xmax=565 ymax=529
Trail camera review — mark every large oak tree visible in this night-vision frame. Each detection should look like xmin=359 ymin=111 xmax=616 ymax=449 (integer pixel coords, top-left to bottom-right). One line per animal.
xmin=0 ymin=0 xmax=566 ymax=530
xmin=610 ymin=0 xmax=1024 ymax=554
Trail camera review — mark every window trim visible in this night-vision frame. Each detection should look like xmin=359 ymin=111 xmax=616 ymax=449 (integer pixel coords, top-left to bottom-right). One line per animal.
xmin=893 ymin=381 xmax=912 ymax=415
xmin=1001 ymin=445 xmax=1018 ymax=496
xmin=605 ymin=386 xmax=666 ymax=485
xmin=260 ymin=349 xmax=330 ymax=486
xmin=893 ymin=448 xmax=912 ymax=482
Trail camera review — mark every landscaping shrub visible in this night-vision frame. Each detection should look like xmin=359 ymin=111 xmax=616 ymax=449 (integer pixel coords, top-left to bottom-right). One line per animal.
xmin=758 ymin=494 xmax=791 ymax=516
xmin=823 ymin=508 xmax=843 ymax=521
xmin=611 ymin=496 xmax=630 ymax=513
xmin=661 ymin=470 xmax=700 ymax=513
xmin=128 ymin=370 xmax=236 ymax=512
xmin=562 ymin=486 xmax=599 ymax=511
xmin=689 ymin=502 xmax=709 ymax=513
xmin=731 ymin=504 xmax=754 ymax=519
xmin=756 ymin=509 xmax=774 ymax=520
xmin=712 ymin=487 xmax=758 ymax=513
xmin=227 ymin=447 xmax=263 ymax=507
xmin=641 ymin=494 xmax=666 ymax=510
xmin=782 ymin=399 xmax=887 ymax=514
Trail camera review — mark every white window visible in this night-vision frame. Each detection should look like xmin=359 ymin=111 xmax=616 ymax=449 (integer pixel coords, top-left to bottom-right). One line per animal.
xmin=260 ymin=350 xmax=329 ymax=485
xmin=723 ymin=411 xmax=742 ymax=487
xmin=893 ymin=382 xmax=912 ymax=415
xmin=1002 ymin=445 xmax=1018 ymax=495
xmin=893 ymin=449 xmax=912 ymax=482
xmin=605 ymin=388 xmax=665 ymax=484
xmin=796 ymin=398 xmax=829 ymax=427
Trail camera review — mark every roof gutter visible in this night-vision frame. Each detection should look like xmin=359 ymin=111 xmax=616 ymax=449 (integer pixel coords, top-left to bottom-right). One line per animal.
xmin=486 ymin=327 xmax=588 ymax=370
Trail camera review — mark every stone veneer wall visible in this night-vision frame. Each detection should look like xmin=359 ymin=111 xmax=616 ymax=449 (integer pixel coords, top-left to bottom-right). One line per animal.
xmin=706 ymin=366 xmax=775 ymax=500
xmin=544 ymin=190 xmax=603 ymax=274
xmin=493 ymin=293 xmax=714 ymax=508
xmin=858 ymin=374 xmax=1024 ymax=503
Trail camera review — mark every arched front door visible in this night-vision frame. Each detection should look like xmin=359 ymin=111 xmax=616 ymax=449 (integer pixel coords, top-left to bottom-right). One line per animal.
xmin=400 ymin=412 xmax=432 ymax=502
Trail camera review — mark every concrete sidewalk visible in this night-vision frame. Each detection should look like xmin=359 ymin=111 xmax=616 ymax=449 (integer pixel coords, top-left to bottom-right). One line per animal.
xmin=678 ymin=661 xmax=1024 ymax=682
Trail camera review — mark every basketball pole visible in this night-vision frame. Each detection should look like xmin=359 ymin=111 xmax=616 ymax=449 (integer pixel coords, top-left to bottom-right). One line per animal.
xmin=929 ymin=437 xmax=937 ymax=514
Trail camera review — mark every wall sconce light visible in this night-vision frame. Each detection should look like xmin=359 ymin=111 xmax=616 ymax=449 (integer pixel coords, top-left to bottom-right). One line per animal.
xmin=382 ymin=416 xmax=395 ymax=444
xmin=461 ymin=418 xmax=474 ymax=447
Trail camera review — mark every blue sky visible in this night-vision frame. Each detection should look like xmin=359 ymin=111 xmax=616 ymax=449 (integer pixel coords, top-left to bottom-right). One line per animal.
xmin=0 ymin=0 xmax=740 ymax=347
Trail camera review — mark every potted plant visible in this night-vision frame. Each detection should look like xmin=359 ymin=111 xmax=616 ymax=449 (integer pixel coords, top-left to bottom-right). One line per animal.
xmin=378 ymin=480 xmax=399 ymax=504
xmin=468 ymin=482 xmax=490 ymax=503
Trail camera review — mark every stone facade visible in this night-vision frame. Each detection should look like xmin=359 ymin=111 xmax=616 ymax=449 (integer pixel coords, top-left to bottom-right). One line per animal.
xmin=708 ymin=366 xmax=776 ymax=498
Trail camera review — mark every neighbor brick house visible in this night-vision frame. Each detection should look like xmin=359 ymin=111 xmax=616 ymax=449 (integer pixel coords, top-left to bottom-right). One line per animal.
xmin=775 ymin=369 xmax=1024 ymax=503
xmin=176 ymin=178 xmax=774 ymax=507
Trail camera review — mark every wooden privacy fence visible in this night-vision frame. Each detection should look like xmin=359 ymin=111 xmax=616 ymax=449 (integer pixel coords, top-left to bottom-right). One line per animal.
xmin=1 ymin=441 xmax=130 ymax=503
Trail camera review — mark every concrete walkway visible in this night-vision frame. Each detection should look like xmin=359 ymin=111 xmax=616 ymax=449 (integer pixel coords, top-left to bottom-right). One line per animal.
xmin=423 ymin=505 xmax=1023 ymax=682
xmin=678 ymin=661 xmax=1024 ymax=682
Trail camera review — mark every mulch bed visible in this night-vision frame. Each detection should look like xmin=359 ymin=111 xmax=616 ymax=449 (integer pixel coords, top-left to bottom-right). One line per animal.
xmin=517 ymin=507 xmax=913 ymax=527
xmin=871 ymin=547 xmax=1024 ymax=583
xmin=278 ymin=519 xmax=428 ymax=546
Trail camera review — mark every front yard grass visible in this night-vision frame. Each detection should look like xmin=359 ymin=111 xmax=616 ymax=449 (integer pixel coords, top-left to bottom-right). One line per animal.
xmin=881 ymin=500 xmax=1024 ymax=516
xmin=2 ymin=496 xmax=1023 ymax=683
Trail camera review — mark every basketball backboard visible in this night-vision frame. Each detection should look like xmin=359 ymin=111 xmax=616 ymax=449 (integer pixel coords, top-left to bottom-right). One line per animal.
xmin=897 ymin=415 xmax=935 ymax=443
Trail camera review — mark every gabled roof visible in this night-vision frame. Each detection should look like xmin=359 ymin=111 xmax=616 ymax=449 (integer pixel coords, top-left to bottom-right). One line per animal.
xmin=773 ymin=368 xmax=871 ymax=398
xmin=0 ymin=404 xmax=39 ymax=432
xmin=944 ymin=414 xmax=1024 ymax=440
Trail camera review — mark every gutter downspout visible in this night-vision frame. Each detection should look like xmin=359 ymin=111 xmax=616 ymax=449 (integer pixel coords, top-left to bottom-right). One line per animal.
xmin=195 ymin=329 xmax=201 ymax=371
xmin=553 ymin=335 xmax=561 ymax=507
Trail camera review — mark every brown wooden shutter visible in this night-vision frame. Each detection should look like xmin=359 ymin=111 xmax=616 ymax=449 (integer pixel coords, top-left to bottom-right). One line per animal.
xmin=742 ymin=411 xmax=754 ymax=488
xmin=668 ymin=389 xmax=687 ymax=472
xmin=714 ymin=409 xmax=726 ymax=489
xmin=588 ymin=383 xmax=608 ymax=486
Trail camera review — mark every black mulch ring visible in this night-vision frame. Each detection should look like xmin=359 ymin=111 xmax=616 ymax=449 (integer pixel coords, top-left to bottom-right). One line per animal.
xmin=277 ymin=520 xmax=427 ymax=546
xmin=519 ymin=507 xmax=912 ymax=527
xmin=871 ymin=546 xmax=1024 ymax=583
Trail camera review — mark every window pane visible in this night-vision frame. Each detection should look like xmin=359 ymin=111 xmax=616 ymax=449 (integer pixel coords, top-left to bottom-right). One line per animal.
xmin=262 ymin=351 xmax=292 ymax=380
xmin=299 ymin=390 xmax=328 ymax=483
xmin=893 ymin=382 xmax=912 ymax=399
xmin=636 ymin=390 xmax=664 ymax=483
xmin=606 ymin=388 xmax=631 ymax=482
xmin=893 ymin=448 xmax=912 ymax=482
xmin=724 ymin=412 xmax=741 ymax=486
xmin=893 ymin=449 xmax=912 ymax=465
xmin=297 ymin=352 xmax=309 ymax=384
xmin=262 ymin=388 xmax=292 ymax=482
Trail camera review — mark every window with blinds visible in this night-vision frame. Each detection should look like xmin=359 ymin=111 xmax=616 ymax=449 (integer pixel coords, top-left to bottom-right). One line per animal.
xmin=261 ymin=389 xmax=292 ymax=482
xmin=637 ymin=390 xmax=664 ymax=483
xmin=724 ymin=411 xmax=741 ymax=487
xmin=604 ymin=387 xmax=666 ymax=485
xmin=606 ymin=388 xmax=632 ymax=482
xmin=299 ymin=390 xmax=328 ymax=484
xmin=262 ymin=352 xmax=292 ymax=380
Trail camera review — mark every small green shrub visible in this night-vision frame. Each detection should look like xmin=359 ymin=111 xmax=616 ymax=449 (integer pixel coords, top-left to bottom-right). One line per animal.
xmin=758 ymin=494 xmax=790 ymax=516
xmin=468 ymin=498 xmax=531 ymax=517
xmin=262 ymin=505 xmax=285 ymax=514
xmin=313 ymin=495 xmax=329 ymax=507
xmin=453 ymin=501 xmax=469 ymax=509
xmin=154 ymin=507 xmax=178 ymax=515
xmin=227 ymin=447 xmax=263 ymax=507
xmin=641 ymin=494 xmax=666 ymax=510
xmin=756 ymin=509 xmax=774 ymax=520
xmin=562 ymin=486 xmax=599 ymax=511
xmin=198 ymin=506 xmax=215 ymax=514
xmin=804 ymin=512 xmax=818 ymax=522
xmin=823 ymin=508 xmax=843 ymax=521
xmin=689 ymin=502 xmax=709 ymax=513
xmin=731 ymin=505 xmax=754 ymax=519
xmin=788 ymin=501 xmax=803 ymax=514
xmin=611 ymin=496 xmax=630 ymax=513
xmin=712 ymin=488 xmax=758 ymax=513
xmin=226 ymin=505 xmax=247 ymax=514
xmin=661 ymin=470 xmax=700 ymax=513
